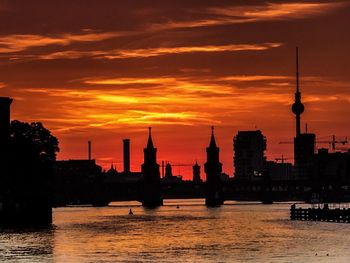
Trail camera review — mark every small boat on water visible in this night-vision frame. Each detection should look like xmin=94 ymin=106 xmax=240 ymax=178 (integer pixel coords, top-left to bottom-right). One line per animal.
xmin=129 ymin=209 xmax=133 ymax=215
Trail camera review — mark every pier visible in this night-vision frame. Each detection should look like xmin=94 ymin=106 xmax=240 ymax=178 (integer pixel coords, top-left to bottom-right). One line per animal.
xmin=290 ymin=204 xmax=350 ymax=223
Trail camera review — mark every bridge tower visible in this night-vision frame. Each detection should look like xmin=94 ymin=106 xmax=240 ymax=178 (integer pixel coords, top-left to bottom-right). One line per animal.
xmin=204 ymin=126 xmax=224 ymax=206
xmin=141 ymin=127 xmax=163 ymax=207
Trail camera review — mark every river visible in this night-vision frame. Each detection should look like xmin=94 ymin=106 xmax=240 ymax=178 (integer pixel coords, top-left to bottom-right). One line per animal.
xmin=1 ymin=199 xmax=350 ymax=262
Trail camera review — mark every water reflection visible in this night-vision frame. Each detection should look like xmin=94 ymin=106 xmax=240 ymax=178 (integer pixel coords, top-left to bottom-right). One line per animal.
xmin=0 ymin=227 xmax=54 ymax=263
xmin=1 ymin=200 xmax=350 ymax=262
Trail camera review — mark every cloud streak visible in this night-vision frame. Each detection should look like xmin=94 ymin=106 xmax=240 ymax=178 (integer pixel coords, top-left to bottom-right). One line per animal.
xmin=17 ymin=42 xmax=282 ymax=61
xmin=149 ymin=1 xmax=346 ymax=31
xmin=102 ymin=43 xmax=282 ymax=59
xmin=19 ymin=73 xmax=325 ymax=131
xmin=0 ymin=31 xmax=121 ymax=53
xmin=208 ymin=2 xmax=346 ymax=22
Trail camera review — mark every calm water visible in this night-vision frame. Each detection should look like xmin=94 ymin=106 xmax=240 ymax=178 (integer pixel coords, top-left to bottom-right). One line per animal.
xmin=1 ymin=199 xmax=350 ymax=262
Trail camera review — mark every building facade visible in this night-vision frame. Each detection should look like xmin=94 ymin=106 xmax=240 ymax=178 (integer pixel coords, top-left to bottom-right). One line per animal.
xmin=233 ymin=130 xmax=267 ymax=181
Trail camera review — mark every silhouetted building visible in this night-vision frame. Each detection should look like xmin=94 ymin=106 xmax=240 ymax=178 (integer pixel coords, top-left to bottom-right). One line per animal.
xmin=292 ymin=48 xmax=316 ymax=179
xmin=312 ymin=148 xmax=350 ymax=185
xmin=54 ymin=159 xmax=103 ymax=205
xmin=161 ymin=162 xmax=182 ymax=183
xmin=106 ymin=163 xmax=118 ymax=176
xmin=204 ymin=127 xmax=223 ymax=206
xmin=192 ymin=161 xmax=202 ymax=183
xmin=165 ymin=162 xmax=173 ymax=178
xmin=0 ymin=97 xmax=12 ymax=143
xmin=220 ymin=172 xmax=231 ymax=182
xmin=140 ymin=128 xmax=163 ymax=207
xmin=0 ymin=97 xmax=12 ymax=179
xmin=0 ymin=97 xmax=12 ymax=203
xmin=123 ymin=139 xmax=130 ymax=173
xmin=294 ymin=133 xmax=315 ymax=179
xmin=266 ymin=161 xmax=293 ymax=181
xmin=233 ymin=130 xmax=267 ymax=181
xmin=55 ymin=159 xmax=102 ymax=179
xmin=104 ymin=171 xmax=142 ymax=182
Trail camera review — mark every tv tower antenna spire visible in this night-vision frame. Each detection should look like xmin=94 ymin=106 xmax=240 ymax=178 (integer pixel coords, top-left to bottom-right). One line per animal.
xmin=291 ymin=47 xmax=304 ymax=137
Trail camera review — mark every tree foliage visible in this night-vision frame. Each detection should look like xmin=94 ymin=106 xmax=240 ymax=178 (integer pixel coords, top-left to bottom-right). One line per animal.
xmin=9 ymin=120 xmax=59 ymax=163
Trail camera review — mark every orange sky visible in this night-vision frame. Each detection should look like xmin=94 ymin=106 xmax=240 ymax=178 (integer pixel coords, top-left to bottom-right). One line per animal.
xmin=1 ymin=0 xmax=350 ymax=179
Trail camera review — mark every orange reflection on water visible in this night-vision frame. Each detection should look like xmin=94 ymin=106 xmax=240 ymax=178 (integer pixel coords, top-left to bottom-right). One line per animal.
xmin=48 ymin=201 xmax=350 ymax=262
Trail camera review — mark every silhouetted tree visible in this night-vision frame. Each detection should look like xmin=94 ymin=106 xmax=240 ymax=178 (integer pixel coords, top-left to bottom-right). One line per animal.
xmin=8 ymin=121 xmax=59 ymax=193
xmin=1 ymin=120 xmax=59 ymax=226
xmin=10 ymin=120 xmax=59 ymax=162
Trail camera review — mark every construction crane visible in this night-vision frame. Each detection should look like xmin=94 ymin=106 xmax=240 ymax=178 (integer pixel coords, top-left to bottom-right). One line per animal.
xmin=275 ymin=155 xmax=292 ymax=164
xmin=161 ymin=161 xmax=194 ymax=177
xmin=316 ymin=135 xmax=347 ymax=151
xmin=279 ymin=135 xmax=348 ymax=152
xmin=170 ymin=164 xmax=194 ymax=167
xmin=161 ymin=161 xmax=193 ymax=167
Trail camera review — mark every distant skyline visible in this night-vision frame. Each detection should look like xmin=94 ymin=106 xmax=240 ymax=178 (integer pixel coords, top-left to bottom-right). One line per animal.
xmin=1 ymin=0 xmax=350 ymax=178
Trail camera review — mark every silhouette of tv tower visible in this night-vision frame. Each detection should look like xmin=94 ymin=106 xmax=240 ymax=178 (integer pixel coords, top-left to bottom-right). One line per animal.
xmin=291 ymin=47 xmax=304 ymax=137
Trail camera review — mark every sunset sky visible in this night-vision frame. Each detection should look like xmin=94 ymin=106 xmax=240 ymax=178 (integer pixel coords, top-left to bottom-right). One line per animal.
xmin=1 ymin=0 xmax=350 ymax=179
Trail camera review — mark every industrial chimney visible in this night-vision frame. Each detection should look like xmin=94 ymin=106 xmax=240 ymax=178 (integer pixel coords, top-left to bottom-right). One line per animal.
xmin=88 ymin=140 xmax=91 ymax=161
xmin=123 ymin=139 xmax=130 ymax=173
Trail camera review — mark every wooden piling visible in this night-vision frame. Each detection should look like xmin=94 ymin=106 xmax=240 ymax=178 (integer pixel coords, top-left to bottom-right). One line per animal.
xmin=291 ymin=204 xmax=350 ymax=223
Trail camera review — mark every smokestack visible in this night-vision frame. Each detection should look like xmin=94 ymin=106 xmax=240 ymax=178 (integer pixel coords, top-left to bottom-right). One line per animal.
xmin=88 ymin=140 xmax=91 ymax=161
xmin=123 ymin=139 xmax=130 ymax=173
